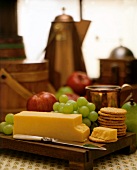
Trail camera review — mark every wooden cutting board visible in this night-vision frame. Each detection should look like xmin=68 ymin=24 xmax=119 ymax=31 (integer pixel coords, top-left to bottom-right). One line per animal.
xmin=0 ymin=132 xmax=136 ymax=170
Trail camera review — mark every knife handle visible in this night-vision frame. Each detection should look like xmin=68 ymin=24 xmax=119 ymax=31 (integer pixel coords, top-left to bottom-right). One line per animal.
xmin=13 ymin=134 xmax=43 ymax=141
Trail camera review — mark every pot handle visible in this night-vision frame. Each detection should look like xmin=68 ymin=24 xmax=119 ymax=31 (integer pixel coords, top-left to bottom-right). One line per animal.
xmin=120 ymin=84 xmax=133 ymax=106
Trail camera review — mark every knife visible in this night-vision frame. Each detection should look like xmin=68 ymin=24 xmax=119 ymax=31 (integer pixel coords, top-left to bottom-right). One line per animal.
xmin=13 ymin=134 xmax=106 ymax=151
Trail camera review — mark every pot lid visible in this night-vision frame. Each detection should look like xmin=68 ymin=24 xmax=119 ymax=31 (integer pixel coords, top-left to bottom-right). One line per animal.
xmin=53 ymin=7 xmax=74 ymax=22
xmin=109 ymin=45 xmax=135 ymax=60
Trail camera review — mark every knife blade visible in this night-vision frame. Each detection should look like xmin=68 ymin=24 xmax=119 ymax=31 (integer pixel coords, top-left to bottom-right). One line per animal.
xmin=13 ymin=134 xmax=106 ymax=151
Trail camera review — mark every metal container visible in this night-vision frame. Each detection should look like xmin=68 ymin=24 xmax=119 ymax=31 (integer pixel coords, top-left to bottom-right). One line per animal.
xmin=86 ymin=84 xmax=133 ymax=111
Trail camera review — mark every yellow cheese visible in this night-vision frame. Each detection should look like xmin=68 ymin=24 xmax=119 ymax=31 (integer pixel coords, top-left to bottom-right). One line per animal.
xmin=91 ymin=127 xmax=117 ymax=141
xmin=13 ymin=111 xmax=90 ymax=142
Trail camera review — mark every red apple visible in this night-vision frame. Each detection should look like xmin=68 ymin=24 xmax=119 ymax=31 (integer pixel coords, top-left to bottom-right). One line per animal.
xmin=65 ymin=93 xmax=79 ymax=101
xmin=26 ymin=91 xmax=57 ymax=112
xmin=66 ymin=71 xmax=91 ymax=96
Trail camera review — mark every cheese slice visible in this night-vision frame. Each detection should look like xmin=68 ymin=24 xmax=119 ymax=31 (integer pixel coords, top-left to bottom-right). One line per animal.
xmin=13 ymin=111 xmax=90 ymax=142
xmin=91 ymin=127 xmax=117 ymax=141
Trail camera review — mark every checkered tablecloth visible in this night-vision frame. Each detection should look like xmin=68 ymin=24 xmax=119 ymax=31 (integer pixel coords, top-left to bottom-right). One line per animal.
xmin=0 ymin=149 xmax=137 ymax=170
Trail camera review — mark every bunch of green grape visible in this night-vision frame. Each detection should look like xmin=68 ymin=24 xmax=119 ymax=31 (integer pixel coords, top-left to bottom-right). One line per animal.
xmin=0 ymin=113 xmax=14 ymax=135
xmin=53 ymin=94 xmax=98 ymax=129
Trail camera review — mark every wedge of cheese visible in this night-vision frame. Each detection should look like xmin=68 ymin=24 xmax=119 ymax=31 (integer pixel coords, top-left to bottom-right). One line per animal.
xmin=91 ymin=127 xmax=117 ymax=141
xmin=13 ymin=111 xmax=90 ymax=142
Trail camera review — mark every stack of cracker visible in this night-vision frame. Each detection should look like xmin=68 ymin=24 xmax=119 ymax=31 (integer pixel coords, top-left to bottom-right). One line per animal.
xmin=98 ymin=107 xmax=127 ymax=137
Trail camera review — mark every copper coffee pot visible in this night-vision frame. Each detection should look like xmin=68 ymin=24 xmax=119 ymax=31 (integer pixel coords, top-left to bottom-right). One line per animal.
xmin=45 ymin=1 xmax=91 ymax=90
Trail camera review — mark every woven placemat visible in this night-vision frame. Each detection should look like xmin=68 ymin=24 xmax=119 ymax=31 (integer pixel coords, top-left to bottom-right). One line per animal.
xmin=0 ymin=149 xmax=137 ymax=170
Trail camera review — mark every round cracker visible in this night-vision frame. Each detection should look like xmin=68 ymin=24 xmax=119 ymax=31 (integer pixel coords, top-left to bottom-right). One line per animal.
xmin=98 ymin=121 xmax=125 ymax=126
xmin=117 ymin=128 xmax=127 ymax=132
xmin=100 ymin=124 xmax=127 ymax=129
xmin=99 ymin=115 xmax=126 ymax=121
xmin=117 ymin=132 xmax=126 ymax=137
xmin=118 ymin=131 xmax=126 ymax=134
xmin=117 ymin=130 xmax=126 ymax=134
xmin=100 ymin=107 xmax=127 ymax=115
xmin=98 ymin=117 xmax=125 ymax=125
xmin=98 ymin=116 xmax=125 ymax=122
xmin=98 ymin=111 xmax=126 ymax=118
xmin=89 ymin=136 xmax=118 ymax=143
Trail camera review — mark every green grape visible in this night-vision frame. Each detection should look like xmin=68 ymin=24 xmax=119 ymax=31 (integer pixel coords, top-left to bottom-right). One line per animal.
xmin=82 ymin=118 xmax=91 ymax=127
xmin=72 ymin=110 xmax=79 ymax=114
xmin=67 ymin=100 xmax=78 ymax=111
xmin=0 ymin=122 xmax=8 ymax=133
xmin=58 ymin=103 xmax=65 ymax=113
xmin=59 ymin=94 xmax=69 ymax=103
xmin=77 ymin=97 xmax=88 ymax=107
xmin=67 ymin=99 xmax=74 ymax=103
xmin=54 ymin=110 xmax=58 ymax=113
xmin=53 ymin=102 xmax=60 ymax=111
xmin=90 ymin=122 xmax=98 ymax=131
xmin=63 ymin=103 xmax=73 ymax=114
xmin=55 ymin=86 xmax=73 ymax=100
xmin=55 ymin=91 xmax=62 ymax=100
xmin=5 ymin=113 xmax=14 ymax=124
xmin=57 ymin=86 xmax=74 ymax=94
xmin=87 ymin=102 xmax=96 ymax=112
xmin=88 ymin=111 xmax=98 ymax=122
xmin=60 ymin=103 xmax=65 ymax=107
xmin=3 ymin=124 xmax=13 ymax=135
xmin=78 ymin=106 xmax=90 ymax=118
xmin=58 ymin=107 xmax=64 ymax=113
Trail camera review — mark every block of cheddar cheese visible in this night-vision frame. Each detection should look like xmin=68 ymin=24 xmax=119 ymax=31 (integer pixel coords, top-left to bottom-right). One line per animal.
xmin=13 ymin=111 xmax=90 ymax=142
xmin=89 ymin=127 xmax=117 ymax=143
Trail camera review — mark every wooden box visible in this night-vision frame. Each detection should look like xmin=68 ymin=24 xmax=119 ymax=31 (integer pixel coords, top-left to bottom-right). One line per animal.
xmin=0 ymin=60 xmax=50 ymax=121
xmin=99 ymin=59 xmax=137 ymax=85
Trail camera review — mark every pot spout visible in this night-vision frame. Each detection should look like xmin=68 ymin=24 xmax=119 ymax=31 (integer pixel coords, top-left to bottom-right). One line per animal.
xmin=74 ymin=20 xmax=91 ymax=45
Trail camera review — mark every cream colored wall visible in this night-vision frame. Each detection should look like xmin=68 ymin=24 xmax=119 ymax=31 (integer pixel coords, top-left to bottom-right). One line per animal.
xmin=83 ymin=0 xmax=137 ymax=78
xmin=17 ymin=0 xmax=137 ymax=78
